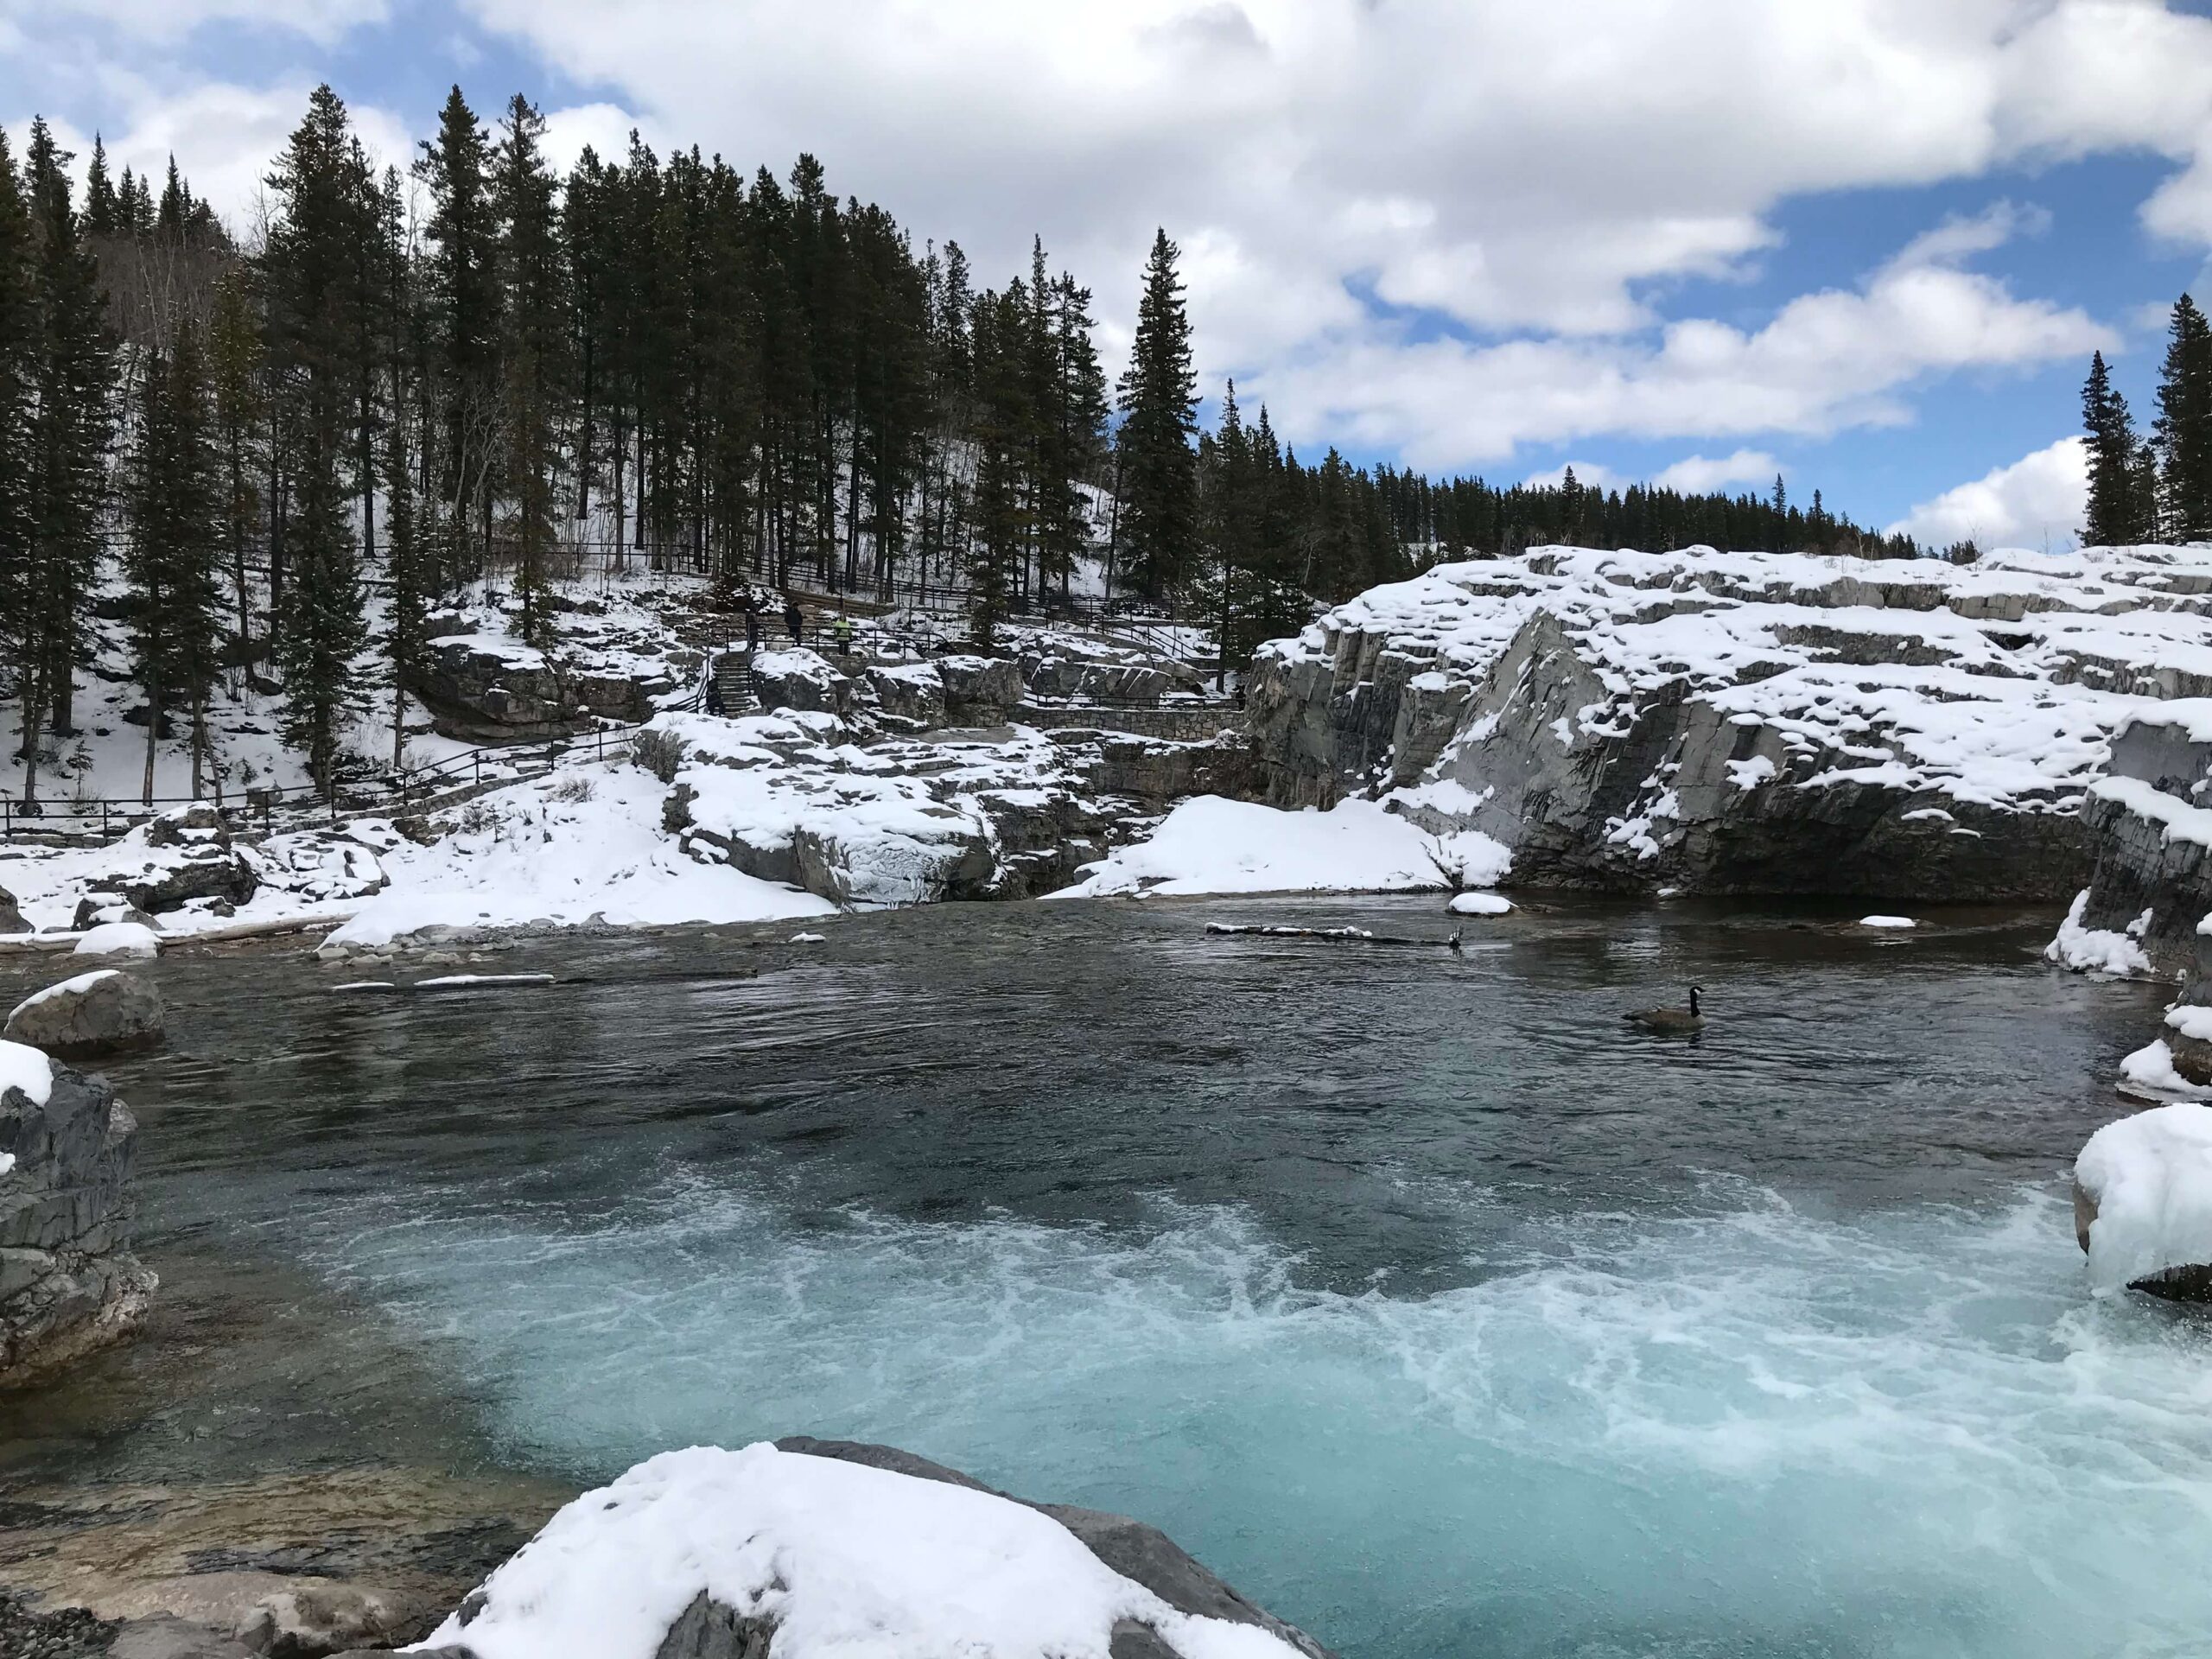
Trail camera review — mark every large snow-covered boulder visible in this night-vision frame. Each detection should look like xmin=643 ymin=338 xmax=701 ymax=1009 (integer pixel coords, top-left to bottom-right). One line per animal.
xmin=936 ymin=654 xmax=1025 ymax=723
xmin=2075 ymin=1103 xmax=2212 ymax=1299
xmin=4 ymin=969 xmax=165 ymax=1060
xmin=91 ymin=843 xmax=260 ymax=915
xmin=403 ymin=1440 xmax=1333 ymax=1659
xmin=73 ymin=921 xmax=162 ymax=960
xmin=0 ymin=1042 xmax=155 ymax=1382
xmin=751 ymin=648 xmax=853 ymax=718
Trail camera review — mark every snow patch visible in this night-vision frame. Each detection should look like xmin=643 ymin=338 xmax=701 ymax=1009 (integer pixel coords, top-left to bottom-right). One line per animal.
xmin=1056 ymin=798 xmax=1470 ymax=899
xmin=2044 ymin=893 xmax=2154 ymax=978
xmin=1859 ymin=915 xmax=1917 ymax=929
xmin=73 ymin=922 xmax=160 ymax=959
xmin=8 ymin=969 xmax=122 ymax=1021
xmin=1447 ymin=892 xmax=1513 ymax=916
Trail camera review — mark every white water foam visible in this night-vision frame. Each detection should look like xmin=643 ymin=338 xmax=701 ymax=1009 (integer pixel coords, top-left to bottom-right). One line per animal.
xmin=300 ymin=1175 xmax=2212 ymax=1659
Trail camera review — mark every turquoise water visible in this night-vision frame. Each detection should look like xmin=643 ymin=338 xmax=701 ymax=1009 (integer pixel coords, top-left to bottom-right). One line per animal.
xmin=17 ymin=897 xmax=2201 ymax=1658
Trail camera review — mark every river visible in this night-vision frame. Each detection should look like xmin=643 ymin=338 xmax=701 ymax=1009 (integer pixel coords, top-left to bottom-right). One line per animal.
xmin=0 ymin=895 xmax=2197 ymax=1658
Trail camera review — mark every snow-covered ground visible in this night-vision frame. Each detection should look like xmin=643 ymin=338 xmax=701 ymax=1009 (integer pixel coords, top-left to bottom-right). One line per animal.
xmin=1053 ymin=796 xmax=1510 ymax=899
xmin=424 ymin=1442 xmax=1306 ymax=1659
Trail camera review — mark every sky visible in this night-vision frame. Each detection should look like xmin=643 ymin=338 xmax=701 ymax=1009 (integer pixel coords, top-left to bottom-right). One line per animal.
xmin=7 ymin=0 xmax=2212 ymax=550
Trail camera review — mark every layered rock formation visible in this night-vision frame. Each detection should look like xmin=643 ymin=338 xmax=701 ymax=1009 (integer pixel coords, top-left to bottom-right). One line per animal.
xmin=0 ymin=1044 xmax=154 ymax=1384
xmin=4 ymin=969 xmax=166 ymax=1060
xmin=1248 ymin=543 xmax=2212 ymax=899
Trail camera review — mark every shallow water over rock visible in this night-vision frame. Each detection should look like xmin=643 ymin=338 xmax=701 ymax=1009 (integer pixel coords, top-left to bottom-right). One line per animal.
xmin=0 ymin=896 xmax=2196 ymax=1657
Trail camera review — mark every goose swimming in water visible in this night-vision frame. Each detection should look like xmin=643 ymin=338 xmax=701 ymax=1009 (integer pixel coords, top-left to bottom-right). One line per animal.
xmin=1625 ymin=986 xmax=1704 ymax=1035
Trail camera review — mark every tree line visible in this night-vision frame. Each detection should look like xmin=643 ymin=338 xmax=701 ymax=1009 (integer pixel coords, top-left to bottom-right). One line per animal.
xmin=2080 ymin=295 xmax=2212 ymax=548
xmin=1 ymin=83 xmax=1914 ymax=804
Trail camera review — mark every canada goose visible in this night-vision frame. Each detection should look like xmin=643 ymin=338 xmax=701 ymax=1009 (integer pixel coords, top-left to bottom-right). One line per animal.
xmin=1447 ymin=930 xmax=1463 ymax=954
xmin=1625 ymin=986 xmax=1704 ymax=1034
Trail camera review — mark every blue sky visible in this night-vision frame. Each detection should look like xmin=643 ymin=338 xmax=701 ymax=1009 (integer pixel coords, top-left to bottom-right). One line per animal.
xmin=10 ymin=0 xmax=2212 ymax=548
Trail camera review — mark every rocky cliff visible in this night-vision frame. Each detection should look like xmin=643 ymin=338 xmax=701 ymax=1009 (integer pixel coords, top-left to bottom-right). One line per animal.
xmin=1247 ymin=543 xmax=2212 ymax=899
xmin=0 ymin=1044 xmax=153 ymax=1385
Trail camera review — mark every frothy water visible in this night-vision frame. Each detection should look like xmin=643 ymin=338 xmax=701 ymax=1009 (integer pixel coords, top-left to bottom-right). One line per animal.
xmin=19 ymin=896 xmax=2205 ymax=1657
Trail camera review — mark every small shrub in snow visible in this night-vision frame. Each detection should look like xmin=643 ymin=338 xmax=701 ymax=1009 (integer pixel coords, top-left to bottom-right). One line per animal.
xmin=632 ymin=728 xmax=690 ymax=784
xmin=456 ymin=800 xmax=499 ymax=836
xmin=546 ymin=773 xmax=596 ymax=804
xmin=662 ymin=783 xmax=697 ymax=833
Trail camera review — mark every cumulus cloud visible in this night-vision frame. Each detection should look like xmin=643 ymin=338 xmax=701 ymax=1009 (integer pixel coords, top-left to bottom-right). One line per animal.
xmin=1886 ymin=436 xmax=2089 ymax=551
xmin=1653 ymin=451 xmax=1783 ymax=493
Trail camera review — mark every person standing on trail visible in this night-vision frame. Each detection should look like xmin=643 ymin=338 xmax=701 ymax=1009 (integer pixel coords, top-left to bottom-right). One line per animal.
xmin=741 ymin=588 xmax=761 ymax=658
xmin=784 ymin=594 xmax=804 ymax=644
xmin=831 ymin=613 xmax=855 ymax=657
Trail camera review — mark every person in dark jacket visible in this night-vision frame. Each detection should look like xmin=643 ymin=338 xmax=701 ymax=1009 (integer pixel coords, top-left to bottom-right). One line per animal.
xmin=783 ymin=594 xmax=804 ymax=644
xmin=741 ymin=588 xmax=761 ymax=657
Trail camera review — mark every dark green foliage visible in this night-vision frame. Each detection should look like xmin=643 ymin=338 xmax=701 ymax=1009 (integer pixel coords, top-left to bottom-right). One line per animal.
xmin=1115 ymin=229 xmax=1199 ymax=600
xmin=2156 ymin=295 xmax=2212 ymax=542
xmin=2081 ymin=351 xmax=2143 ymax=546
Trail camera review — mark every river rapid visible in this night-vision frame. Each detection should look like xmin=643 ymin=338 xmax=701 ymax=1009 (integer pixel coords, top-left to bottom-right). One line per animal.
xmin=0 ymin=895 xmax=2199 ymax=1659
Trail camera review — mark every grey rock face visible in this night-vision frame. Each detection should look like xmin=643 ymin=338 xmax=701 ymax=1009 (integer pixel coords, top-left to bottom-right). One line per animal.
xmin=413 ymin=639 xmax=660 ymax=734
xmin=4 ymin=969 xmax=166 ymax=1060
xmin=0 ymin=1058 xmax=154 ymax=1384
xmin=232 ymin=1583 xmax=434 ymax=1657
xmin=1244 ymin=545 xmax=2211 ymax=899
xmin=70 ymin=895 xmax=161 ymax=931
xmin=749 ymin=649 xmax=852 ymax=717
xmin=0 ymin=883 xmax=28 ymax=935
xmin=935 ymin=654 xmax=1024 ymax=723
xmin=145 ymin=803 xmax=232 ymax=849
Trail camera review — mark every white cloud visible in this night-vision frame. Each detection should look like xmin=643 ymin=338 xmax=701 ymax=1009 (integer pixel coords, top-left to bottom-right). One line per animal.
xmin=1653 ymin=450 xmax=1783 ymax=493
xmin=1886 ymin=435 xmax=2088 ymax=551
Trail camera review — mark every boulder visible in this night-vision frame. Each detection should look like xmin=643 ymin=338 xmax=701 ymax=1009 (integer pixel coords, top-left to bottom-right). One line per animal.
xmin=73 ymin=893 xmax=161 ymax=931
xmin=935 ymin=654 xmax=1024 ymax=723
xmin=74 ymin=920 xmax=163 ymax=959
xmin=146 ymin=803 xmax=233 ymax=849
xmin=0 ymin=883 xmax=27 ymax=935
xmin=93 ymin=846 xmax=260 ymax=914
xmin=866 ymin=663 xmax=948 ymax=728
xmin=0 ymin=1045 xmax=156 ymax=1382
xmin=401 ymin=1440 xmax=1333 ymax=1659
xmin=4 ymin=969 xmax=166 ymax=1060
xmin=234 ymin=1584 xmax=435 ymax=1657
xmin=749 ymin=647 xmax=851 ymax=717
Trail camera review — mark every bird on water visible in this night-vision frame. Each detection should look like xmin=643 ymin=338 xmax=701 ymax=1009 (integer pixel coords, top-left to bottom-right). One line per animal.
xmin=1625 ymin=986 xmax=1704 ymax=1034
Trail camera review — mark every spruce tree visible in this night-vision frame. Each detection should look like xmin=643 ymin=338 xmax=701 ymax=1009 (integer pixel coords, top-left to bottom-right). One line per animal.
xmin=1116 ymin=229 xmax=1198 ymax=601
xmin=416 ymin=86 xmax=501 ymax=572
xmin=21 ymin=119 xmax=116 ymax=807
xmin=2081 ymin=351 xmax=2142 ymax=546
xmin=493 ymin=93 xmax=566 ymax=638
xmin=207 ymin=264 xmax=263 ymax=652
xmin=2156 ymin=295 xmax=2212 ymax=541
xmin=0 ymin=132 xmax=33 ymax=731
xmin=382 ymin=415 xmax=425 ymax=768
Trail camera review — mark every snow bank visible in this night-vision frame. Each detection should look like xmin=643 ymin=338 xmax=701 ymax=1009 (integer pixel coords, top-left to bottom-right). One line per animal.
xmin=1859 ymin=915 xmax=1917 ymax=929
xmin=0 ymin=1039 xmax=53 ymax=1106
xmin=73 ymin=922 xmax=160 ymax=959
xmin=2076 ymin=1105 xmax=2212 ymax=1293
xmin=1054 ymin=797 xmax=1491 ymax=899
xmin=2044 ymin=892 xmax=2155 ymax=977
xmin=422 ymin=1443 xmax=1304 ymax=1659
xmin=324 ymin=766 xmax=831 ymax=949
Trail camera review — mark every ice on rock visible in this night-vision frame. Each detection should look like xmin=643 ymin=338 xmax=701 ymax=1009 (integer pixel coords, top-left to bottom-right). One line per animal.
xmin=2076 ymin=1104 xmax=2212 ymax=1294
xmin=2044 ymin=893 xmax=2155 ymax=978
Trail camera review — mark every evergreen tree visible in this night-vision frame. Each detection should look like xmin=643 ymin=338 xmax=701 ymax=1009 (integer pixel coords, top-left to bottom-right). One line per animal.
xmin=20 ymin=118 xmax=116 ymax=809
xmin=382 ymin=414 xmax=426 ymax=768
xmin=83 ymin=137 xmax=116 ymax=240
xmin=0 ymin=131 xmax=33 ymax=728
xmin=967 ymin=288 xmax=1030 ymax=642
xmin=207 ymin=261 xmax=263 ymax=653
xmin=1115 ymin=229 xmax=1198 ymax=601
xmin=124 ymin=326 xmax=222 ymax=802
xmin=2081 ymin=350 xmax=2142 ymax=546
xmin=416 ymin=86 xmax=501 ymax=573
xmin=492 ymin=92 xmax=565 ymax=638
xmin=2156 ymin=295 xmax=2212 ymax=541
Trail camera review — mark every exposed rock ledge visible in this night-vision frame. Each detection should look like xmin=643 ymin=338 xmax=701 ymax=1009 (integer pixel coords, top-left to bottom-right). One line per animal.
xmin=1247 ymin=543 xmax=2212 ymax=899
xmin=0 ymin=1044 xmax=154 ymax=1386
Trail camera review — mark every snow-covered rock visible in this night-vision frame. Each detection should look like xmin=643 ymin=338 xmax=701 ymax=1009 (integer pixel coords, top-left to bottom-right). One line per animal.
xmin=751 ymin=648 xmax=853 ymax=718
xmin=3 ymin=969 xmax=164 ymax=1061
xmin=1056 ymin=795 xmax=1507 ymax=899
xmin=414 ymin=1439 xmax=1332 ymax=1659
xmin=1448 ymin=891 xmax=1513 ymax=916
xmin=1859 ymin=914 xmax=1917 ymax=929
xmin=2075 ymin=1103 xmax=2212 ymax=1299
xmin=0 ymin=884 xmax=29 ymax=936
xmin=1249 ymin=543 xmax=2212 ymax=899
xmin=73 ymin=921 xmax=161 ymax=959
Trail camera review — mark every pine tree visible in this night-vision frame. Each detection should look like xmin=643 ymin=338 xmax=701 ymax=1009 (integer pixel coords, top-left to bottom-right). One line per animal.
xmin=493 ymin=92 xmax=565 ymax=638
xmin=2081 ymin=350 xmax=2143 ymax=546
xmin=382 ymin=414 xmax=425 ymax=769
xmin=416 ymin=86 xmax=501 ymax=573
xmin=20 ymin=118 xmax=117 ymax=809
xmin=967 ymin=288 xmax=1030 ymax=643
xmin=83 ymin=137 xmax=116 ymax=240
xmin=2156 ymin=295 xmax=2212 ymax=542
xmin=206 ymin=263 xmax=263 ymax=652
xmin=1115 ymin=229 xmax=1198 ymax=601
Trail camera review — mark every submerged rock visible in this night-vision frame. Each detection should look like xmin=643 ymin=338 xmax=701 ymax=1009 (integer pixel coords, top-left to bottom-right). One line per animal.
xmin=0 ymin=1045 xmax=156 ymax=1383
xmin=4 ymin=968 xmax=166 ymax=1060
